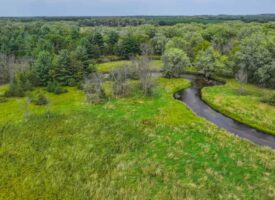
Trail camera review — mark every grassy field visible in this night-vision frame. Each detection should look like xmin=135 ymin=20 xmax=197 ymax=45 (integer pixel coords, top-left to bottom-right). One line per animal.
xmin=0 ymin=76 xmax=275 ymax=199
xmin=97 ymin=60 xmax=163 ymax=73
xmin=202 ymin=79 xmax=275 ymax=135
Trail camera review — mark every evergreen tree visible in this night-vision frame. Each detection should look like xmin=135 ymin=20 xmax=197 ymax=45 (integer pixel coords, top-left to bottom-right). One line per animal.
xmin=33 ymin=51 xmax=53 ymax=86
xmin=118 ymin=34 xmax=141 ymax=59
xmin=53 ymin=49 xmax=74 ymax=85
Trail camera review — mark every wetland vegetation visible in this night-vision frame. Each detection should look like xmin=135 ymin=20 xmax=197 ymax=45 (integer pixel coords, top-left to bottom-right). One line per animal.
xmin=0 ymin=17 xmax=275 ymax=199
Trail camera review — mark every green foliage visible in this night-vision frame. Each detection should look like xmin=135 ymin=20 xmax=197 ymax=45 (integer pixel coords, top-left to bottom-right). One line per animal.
xmin=88 ymin=61 xmax=98 ymax=74
xmin=47 ymin=82 xmax=68 ymax=95
xmin=5 ymin=73 xmax=33 ymax=97
xmin=30 ymin=93 xmax=49 ymax=106
xmin=0 ymin=61 xmax=9 ymax=84
xmin=32 ymin=51 xmax=53 ymax=86
xmin=162 ymin=48 xmax=191 ymax=78
xmin=80 ymin=37 xmax=98 ymax=59
xmin=106 ymin=31 xmax=119 ymax=54
xmin=0 ymin=96 xmax=8 ymax=103
xmin=151 ymin=33 xmax=167 ymax=55
xmin=165 ymin=37 xmax=188 ymax=52
xmin=261 ymin=94 xmax=275 ymax=106
xmin=1 ymin=20 xmax=275 ymax=89
xmin=5 ymin=80 xmax=25 ymax=97
xmin=195 ymin=47 xmax=216 ymax=79
xmin=90 ymin=32 xmax=104 ymax=48
xmin=72 ymin=45 xmax=90 ymax=79
xmin=53 ymin=49 xmax=75 ymax=86
xmin=118 ymin=34 xmax=141 ymax=59
xmin=234 ymin=33 xmax=275 ymax=88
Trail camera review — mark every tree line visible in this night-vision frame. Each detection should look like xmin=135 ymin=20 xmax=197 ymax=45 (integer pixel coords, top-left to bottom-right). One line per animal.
xmin=0 ymin=20 xmax=274 ymax=97
xmin=2 ymin=15 xmax=275 ymax=26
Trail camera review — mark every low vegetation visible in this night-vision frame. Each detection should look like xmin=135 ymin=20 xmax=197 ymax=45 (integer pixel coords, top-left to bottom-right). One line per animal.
xmin=261 ymin=94 xmax=275 ymax=106
xmin=47 ymin=82 xmax=68 ymax=95
xmin=29 ymin=93 xmax=49 ymax=106
xmin=202 ymin=79 xmax=275 ymax=135
xmin=97 ymin=60 xmax=163 ymax=73
xmin=0 ymin=96 xmax=8 ymax=103
xmin=0 ymin=77 xmax=275 ymax=199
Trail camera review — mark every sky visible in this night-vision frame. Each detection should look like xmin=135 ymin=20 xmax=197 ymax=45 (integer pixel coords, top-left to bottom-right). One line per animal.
xmin=0 ymin=0 xmax=274 ymax=17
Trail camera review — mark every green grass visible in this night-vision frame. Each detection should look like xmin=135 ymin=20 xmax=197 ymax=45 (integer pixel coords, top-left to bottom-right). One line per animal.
xmin=0 ymin=78 xmax=275 ymax=199
xmin=202 ymin=79 xmax=275 ymax=135
xmin=97 ymin=60 xmax=163 ymax=73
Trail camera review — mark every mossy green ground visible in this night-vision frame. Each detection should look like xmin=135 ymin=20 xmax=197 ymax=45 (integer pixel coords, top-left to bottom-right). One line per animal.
xmin=202 ymin=79 xmax=275 ymax=135
xmin=97 ymin=60 xmax=163 ymax=73
xmin=1 ymin=61 xmax=275 ymax=199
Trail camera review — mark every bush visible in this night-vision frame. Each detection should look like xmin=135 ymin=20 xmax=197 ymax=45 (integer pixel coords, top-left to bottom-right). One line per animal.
xmin=67 ymin=78 xmax=77 ymax=86
xmin=83 ymin=73 xmax=106 ymax=103
xmin=110 ymin=67 xmax=129 ymax=97
xmin=77 ymin=82 xmax=84 ymax=90
xmin=0 ymin=97 xmax=8 ymax=103
xmin=162 ymin=48 xmax=191 ymax=78
xmin=4 ymin=73 xmax=33 ymax=97
xmin=130 ymin=56 xmax=155 ymax=96
xmin=47 ymin=82 xmax=68 ymax=95
xmin=5 ymin=80 xmax=25 ymax=97
xmin=89 ymin=62 xmax=98 ymax=74
xmin=261 ymin=94 xmax=275 ymax=106
xmin=30 ymin=94 xmax=49 ymax=106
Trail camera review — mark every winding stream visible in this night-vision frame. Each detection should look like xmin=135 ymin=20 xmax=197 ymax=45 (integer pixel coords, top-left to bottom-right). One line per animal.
xmin=175 ymin=74 xmax=275 ymax=149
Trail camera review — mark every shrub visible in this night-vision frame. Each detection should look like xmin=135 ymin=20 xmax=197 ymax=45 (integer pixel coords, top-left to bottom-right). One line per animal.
xmin=4 ymin=73 xmax=33 ymax=97
xmin=77 ymin=82 xmax=84 ymax=90
xmin=83 ymin=73 xmax=106 ymax=103
xmin=131 ymin=56 xmax=155 ymax=96
xmin=47 ymin=82 xmax=68 ymax=95
xmin=110 ymin=67 xmax=129 ymax=97
xmin=67 ymin=78 xmax=77 ymax=86
xmin=5 ymin=80 xmax=25 ymax=97
xmin=162 ymin=48 xmax=191 ymax=78
xmin=31 ymin=94 xmax=49 ymax=106
xmin=0 ymin=97 xmax=8 ymax=103
xmin=89 ymin=62 xmax=98 ymax=74
xmin=261 ymin=94 xmax=275 ymax=106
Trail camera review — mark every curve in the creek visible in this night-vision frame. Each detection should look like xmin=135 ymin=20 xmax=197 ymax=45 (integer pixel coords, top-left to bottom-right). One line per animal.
xmin=175 ymin=74 xmax=275 ymax=149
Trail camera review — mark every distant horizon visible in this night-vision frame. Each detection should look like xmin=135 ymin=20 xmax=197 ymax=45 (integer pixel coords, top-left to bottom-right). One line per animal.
xmin=1 ymin=13 xmax=275 ymax=18
xmin=0 ymin=0 xmax=274 ymax=17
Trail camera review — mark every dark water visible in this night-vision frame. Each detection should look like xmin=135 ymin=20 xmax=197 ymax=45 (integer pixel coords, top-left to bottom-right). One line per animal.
xmin=175 ymin=74 xmax=275 ymax=149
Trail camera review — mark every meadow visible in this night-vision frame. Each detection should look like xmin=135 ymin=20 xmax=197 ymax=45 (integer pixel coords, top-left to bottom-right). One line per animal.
xmin=202 ymin=80 xmax=275 ymax=135
xmin=0 ymin=62 xmax=275 ymax=199
xmin=97 ymin=60 xmax=163 ymax=73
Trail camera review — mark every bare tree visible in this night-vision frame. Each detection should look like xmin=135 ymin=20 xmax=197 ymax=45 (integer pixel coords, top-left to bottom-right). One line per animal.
xmin=236 ymin=66 xmax=248 ymax=95
xmin=0 ymin=54 xmax=13 ymax=83
xmin=0 ymin=60 xmax=8 ymax=84
xmin=83 ymin=73 xmax=106 ymax=103
xmin=0 ymin=54 xmax=31 ymax=84
xmin=110 ymin=66 xmax=129 ymax=97
xmin=131 ymin=56 xmax=154 ymax=96
xmin=140 ymin=43 xmax=153 ymax=56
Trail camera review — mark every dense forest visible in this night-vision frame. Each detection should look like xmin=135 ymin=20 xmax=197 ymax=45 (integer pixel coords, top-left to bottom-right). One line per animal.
xmin=0 ymin=19 xmax=274 ymax=91
xmin=2 ymin=14 xmax=275 ymax=26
